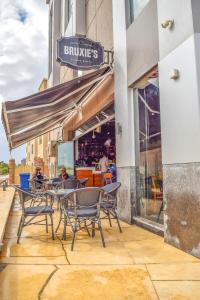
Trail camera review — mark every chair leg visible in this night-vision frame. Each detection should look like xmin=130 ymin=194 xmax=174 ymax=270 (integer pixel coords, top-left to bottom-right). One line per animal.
xmin=84 ymin=220 xmax=90 ymax=237
xmin=98 ymin=220 xmax=105 ymax=248
xmin=107 ymin=211 xmax=112 ymax=227
xmin=17 ymin=217 xmax=25 ymax=244
xmin=71 ymin=223 xmax=77 ymax=251
xmin=62 ymin=215 xmax=67 ymax=240
xmin=92 ymin=221 xmax=95 ymax=238
xmin=55 ymin=209 xmax=63 ymax=233
xmin=45 ymin=215 xmax=48 ymax=233
xmin=114 ymin=210 xmax=122 ymax=233
xmin=50 ymin=214 xmax=55 ymax=240
xmin=157 ymin=201 xmax=163 ymax=222
xmin=17 ymin=216 xmax=23 ymax=236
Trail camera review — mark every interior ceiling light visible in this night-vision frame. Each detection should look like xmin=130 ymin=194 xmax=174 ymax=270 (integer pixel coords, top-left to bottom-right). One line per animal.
xmin=92 ymin=130 xmax=96 ymax=139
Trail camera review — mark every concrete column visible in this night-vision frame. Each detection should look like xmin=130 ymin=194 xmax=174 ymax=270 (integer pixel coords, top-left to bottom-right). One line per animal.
xmin=112 ymin=0 xmax=138 ymax=223
xmin=9 ymin=159 xmax=15 ymax=185
xmin=158 ymin=0 xmax=200 ymax=257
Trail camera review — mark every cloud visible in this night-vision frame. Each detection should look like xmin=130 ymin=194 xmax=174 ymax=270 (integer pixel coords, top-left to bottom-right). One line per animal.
xmin=0 ymin=0 xmax=48 ymax=163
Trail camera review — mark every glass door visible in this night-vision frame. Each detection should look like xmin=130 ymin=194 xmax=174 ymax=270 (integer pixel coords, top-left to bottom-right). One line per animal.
xmin=135 ymin=71 xmax=163 ymax=224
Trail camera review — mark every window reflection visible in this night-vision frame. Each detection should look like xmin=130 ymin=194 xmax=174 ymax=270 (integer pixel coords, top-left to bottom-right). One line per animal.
xmin=57 ymin=142 xmax=74 ymax=176
xmin=136 ymin=72 xmax=163 ymax=224
xmin=126 ymin=0 xmax=149 ymax=27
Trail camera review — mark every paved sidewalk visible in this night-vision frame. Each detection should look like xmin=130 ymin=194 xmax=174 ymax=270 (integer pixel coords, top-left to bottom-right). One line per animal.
xmin=0 ymin=193 xmax=200 ymax=300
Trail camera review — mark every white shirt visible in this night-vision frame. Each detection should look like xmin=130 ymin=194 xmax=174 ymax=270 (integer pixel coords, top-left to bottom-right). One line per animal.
xmin=99 ymin=156 xmax=108 ymax=172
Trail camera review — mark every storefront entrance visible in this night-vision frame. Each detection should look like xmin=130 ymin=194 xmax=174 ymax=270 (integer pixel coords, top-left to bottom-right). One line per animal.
xmin=135 ymin=70 xmax=163 ymax=225
xmin=73 ymin=104 xmax=116 ymax=187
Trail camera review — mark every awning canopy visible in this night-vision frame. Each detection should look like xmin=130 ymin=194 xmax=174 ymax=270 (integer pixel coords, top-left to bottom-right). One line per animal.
xmin=2 ymin=66 xmax=112 ymax=150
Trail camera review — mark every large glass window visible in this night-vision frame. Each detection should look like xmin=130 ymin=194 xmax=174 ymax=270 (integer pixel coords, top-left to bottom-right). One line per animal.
xmin=126 ymin=0 xmax=150 ymax=27
xmin=48 ymin=7 xmax=53 ymax=76
xmin=65 ymin=0 xmax=72 ymax=31
xmin=57 ymin=142 xmax=74 ymax=176
xmin=135 ymin=71 xmax=163 ymax=224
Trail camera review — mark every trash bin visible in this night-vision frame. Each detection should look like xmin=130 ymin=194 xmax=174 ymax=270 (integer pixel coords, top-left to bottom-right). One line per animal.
xmin=19 ymin=173 xmax=30 ymax=190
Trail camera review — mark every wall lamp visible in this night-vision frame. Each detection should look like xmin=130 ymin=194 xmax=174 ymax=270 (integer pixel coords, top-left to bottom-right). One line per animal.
xmin=161 ymin=19 xmax=174 ymax=29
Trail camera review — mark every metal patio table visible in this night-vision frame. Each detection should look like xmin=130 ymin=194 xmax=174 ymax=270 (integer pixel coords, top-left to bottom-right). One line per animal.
xmin=46 ymin=189 xmax=75 ymax=206
xmin=46 ymin=189 xmax=75 ymax=232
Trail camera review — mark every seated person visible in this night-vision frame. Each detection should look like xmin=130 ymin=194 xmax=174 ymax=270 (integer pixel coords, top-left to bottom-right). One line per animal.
xmin=59 ymin=167 xmax=69 ymax=180
xmin=32 ymin=166 xmax=44 ymax=186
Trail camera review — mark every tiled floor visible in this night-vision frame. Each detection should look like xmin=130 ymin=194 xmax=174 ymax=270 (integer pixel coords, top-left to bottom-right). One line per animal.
xmin=0 ymin=193 xmax=200 ymax=300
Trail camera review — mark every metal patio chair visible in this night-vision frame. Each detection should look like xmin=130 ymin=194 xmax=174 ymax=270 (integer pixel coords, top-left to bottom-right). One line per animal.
xmin=30 ymin=178 xmax=46 ymax=192
xmin=55 ymin=178 xmax=80 ymax=190
xmin=15 ymin=186 xmax=54 ymax=243
xmin=61 ymin=179 xmax=80 ymax=189
xmin=62 ymin=187 xmax=105 ymax=251
xmin=54 ymin=178 xmax=81 ymax=227
xmin=79 ymin=178 xmax=88 ymax=188
xmin=101 ymin=182 xmax=122 ymax=233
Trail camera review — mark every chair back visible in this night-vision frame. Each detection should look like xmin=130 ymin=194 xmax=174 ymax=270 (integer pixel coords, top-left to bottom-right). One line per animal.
xmin=51 ymin=177 xmax=61 ymax=183
xmin=79 ymin=178 xmax=88 ymax=188
xmin=62 ymin=179 xmax=80 ymax=189
xmin=63 ymin=187 xmax=103 ymax=217
xmin=75 ymin=187 xmax=103 ymax=207
xmin=14 ymin=186 xmax=34 ymax=214
xmin=101 ymin=182 xmax=121 ymax=195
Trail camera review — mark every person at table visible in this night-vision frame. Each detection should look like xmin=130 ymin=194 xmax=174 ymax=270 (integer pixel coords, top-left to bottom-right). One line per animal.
xmin=59 ymin=167 xmax=69 ymax=180
xmin=32 ymin=167 xmax=44 ymax=185
xmin=99 ymin=153 xmax=109 ymax=173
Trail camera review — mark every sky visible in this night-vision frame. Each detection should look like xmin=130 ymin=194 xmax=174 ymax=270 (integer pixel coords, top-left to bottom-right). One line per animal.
xmin=0 ymin=0 xmax=48 ymax=163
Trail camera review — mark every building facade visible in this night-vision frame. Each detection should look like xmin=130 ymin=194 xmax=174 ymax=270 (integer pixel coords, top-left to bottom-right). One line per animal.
xmin=45 ymin=0 xmax=200 ymax=258
xmin=26 ymin=78 xmax=49 ymax=169
xmin=46 ymin=0 xmax=114 ymax=177
xmin=113 ymin=0 xmax=200 ymax=258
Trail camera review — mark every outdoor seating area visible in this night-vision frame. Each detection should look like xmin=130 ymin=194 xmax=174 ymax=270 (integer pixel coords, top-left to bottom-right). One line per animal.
xmin=14 ymin=178 xmax=122 ymax=251
xmin=0 ymin=188 xmax=200 ymax=300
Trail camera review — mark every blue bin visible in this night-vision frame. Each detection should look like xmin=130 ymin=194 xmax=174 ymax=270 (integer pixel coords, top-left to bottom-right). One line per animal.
xmin=19 ymin=173 xmax=30 ymax=190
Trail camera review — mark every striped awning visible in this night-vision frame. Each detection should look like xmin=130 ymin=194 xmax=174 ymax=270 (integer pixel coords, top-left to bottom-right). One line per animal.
xmin=2 ymin=66 xmax=112 ymax=149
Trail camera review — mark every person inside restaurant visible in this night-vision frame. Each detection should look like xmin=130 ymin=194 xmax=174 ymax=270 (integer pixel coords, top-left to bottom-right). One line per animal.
xmin=59 ymin=167 xmax=69 ymax=180
xmin=98 ymin=152 xmax=109 ymax=173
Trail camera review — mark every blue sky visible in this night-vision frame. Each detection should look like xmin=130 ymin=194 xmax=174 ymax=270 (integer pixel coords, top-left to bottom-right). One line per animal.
xmin=0 ymin=0 xmax=48 ymax=163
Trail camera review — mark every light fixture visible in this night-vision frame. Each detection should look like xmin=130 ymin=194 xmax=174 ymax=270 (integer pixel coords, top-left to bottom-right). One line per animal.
xmin=161 ymin=19 xmax=174 ymax=29
xmin=170 ymin=69 xmax=179 ymax=80
xmin=92 ymin=130 xmax=96 ymax=139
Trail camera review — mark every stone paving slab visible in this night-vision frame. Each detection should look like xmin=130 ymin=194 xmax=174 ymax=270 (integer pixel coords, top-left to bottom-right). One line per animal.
xmin=41 ymin=265 xmax=158 ymax=300
xmin=153 ymin=281 xmax=200 ymax=300
xmin=147 ymin=263 xmax=200 ymax=280
xmin=0 ymin=194 xmax=200 ymax=299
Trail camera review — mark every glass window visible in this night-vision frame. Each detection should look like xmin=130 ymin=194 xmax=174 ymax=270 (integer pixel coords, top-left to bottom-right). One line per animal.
xmin=135 ymin=71 xmax=163 ymax=225
xmin=57 ymin=142 xmax=74 ymax=176
xmin=126 ymin=0 xmax=150 ymax=28
xmin=65 ymin=0 xmax=72 ymax=31
xmin=48 ymin=7 xmax=53 ymax=76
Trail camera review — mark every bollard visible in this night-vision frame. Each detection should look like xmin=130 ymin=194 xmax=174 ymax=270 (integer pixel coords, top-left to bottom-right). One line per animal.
xmin=3 ymin=183 xmax=6 ymax=191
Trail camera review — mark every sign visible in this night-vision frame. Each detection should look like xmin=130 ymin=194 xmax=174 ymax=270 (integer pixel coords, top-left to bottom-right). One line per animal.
xmin=57 ymin=36 xmax=104 ymax=70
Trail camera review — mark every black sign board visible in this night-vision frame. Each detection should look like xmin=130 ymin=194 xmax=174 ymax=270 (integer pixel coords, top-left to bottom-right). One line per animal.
xmin=57 ymin=36 xmax=104 ymax=70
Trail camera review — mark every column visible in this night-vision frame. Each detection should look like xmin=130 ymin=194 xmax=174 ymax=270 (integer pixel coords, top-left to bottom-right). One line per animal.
xmin=158 ymin=0 xmax=200 ymax=257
